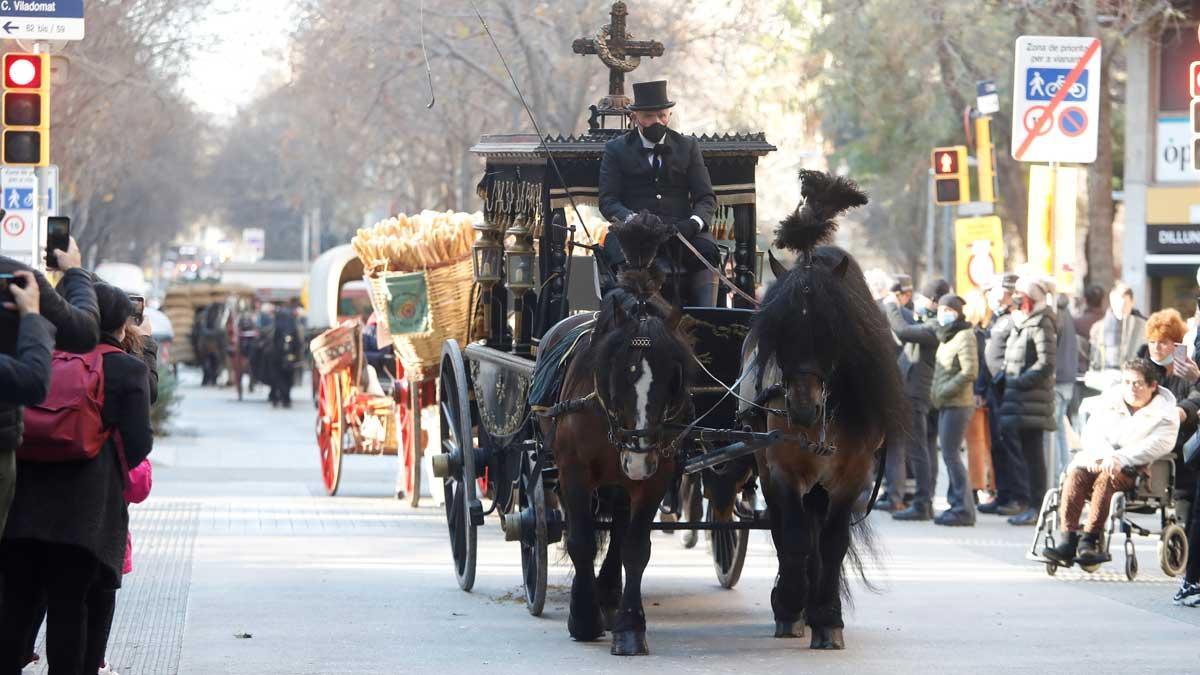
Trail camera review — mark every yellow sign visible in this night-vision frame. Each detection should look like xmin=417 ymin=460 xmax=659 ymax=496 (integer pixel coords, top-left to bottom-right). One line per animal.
xmin=955 ymin=216 xmax=1005 ymax=296
xmin=1026 ymin=164 xmax=1080 ymax=290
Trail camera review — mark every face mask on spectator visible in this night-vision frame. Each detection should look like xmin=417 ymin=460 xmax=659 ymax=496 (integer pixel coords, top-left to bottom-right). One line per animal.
xmin=937 ymin=311 xmax=956 ymax=327
xmin=1150 ymin=352 xmax=1174 ymax=367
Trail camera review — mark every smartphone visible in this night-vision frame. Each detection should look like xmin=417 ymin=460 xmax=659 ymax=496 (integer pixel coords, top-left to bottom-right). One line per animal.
xmin=45 ymin=216 xmax=70 ymax=269
xmin=0 ymin=272 xmax=24 ymax=307
xmin=128 ymin=294 xmax=145 ymax=325
xmin=1175 ymin=343 xmax=1189 ymax=365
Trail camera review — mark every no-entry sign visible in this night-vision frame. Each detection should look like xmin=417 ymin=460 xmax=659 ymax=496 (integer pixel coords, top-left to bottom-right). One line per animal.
xmin=1011 ymin=35 xmax=1101 ymax=163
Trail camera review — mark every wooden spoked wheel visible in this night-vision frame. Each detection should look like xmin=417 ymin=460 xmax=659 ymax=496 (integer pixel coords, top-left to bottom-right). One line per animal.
xmin=439 ymin=340 xmax=478 ymax=592
xmin=316 ymin=371 xmax=345 ymax=496
xmin=707 ymin=500 xmax=749 ymax=589
xmin=517 ymin=448 xmax=548 ymax=616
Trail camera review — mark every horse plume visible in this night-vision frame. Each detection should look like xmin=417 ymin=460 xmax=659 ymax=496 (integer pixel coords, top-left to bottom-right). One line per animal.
xmin=611 ymin=210 xmax=673 ymax=296
xmin=773 ymin=170 xmax=868 ymax=254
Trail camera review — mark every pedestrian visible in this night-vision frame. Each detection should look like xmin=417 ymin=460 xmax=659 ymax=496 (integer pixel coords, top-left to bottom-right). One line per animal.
xmin=883 ymin=275 xmax=939 ymax=521
xmin=1074 ymin=284 xmax=1105 ymax=372
xmin=978 ymin=274 xmax=1031 ymax=517
xmin=930 ymin=294 xmax=979 ymax=526
xmin=999 ymin=275 xmax=1058 ymax=526
xmin=919 ymin=278 xmax=951 ymax=488
xmin=1051 ymin=288 xmax=1080 ymax=481
xmin=1135 ymin=309 xmax=1200 ymax=528
xmin=1085 ymin=282 xmax=1146 ymax=392
xmin=0 ymin=239 xmax=99 ymax=533
xmin=268 ymin=299 xmax=303 ymax=408
xmin=0 ymin=283 xmax=153 ymax=675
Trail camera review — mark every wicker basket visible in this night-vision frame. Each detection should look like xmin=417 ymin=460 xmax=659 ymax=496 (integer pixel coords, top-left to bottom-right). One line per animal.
xmin=366 ymin=256 xmax=473 ymax=382
xmin=310 ymin=322 xmax=360 ymax=376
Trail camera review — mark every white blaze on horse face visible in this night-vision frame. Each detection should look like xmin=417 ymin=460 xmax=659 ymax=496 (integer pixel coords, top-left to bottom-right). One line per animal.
xmin=634 ymin=357 xmax=653 ymax=449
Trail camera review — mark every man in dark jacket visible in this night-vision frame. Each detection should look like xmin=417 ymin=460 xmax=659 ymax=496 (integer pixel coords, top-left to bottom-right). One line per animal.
xmin=884 ymin=276 xmax=940 ymax=521
xmin=599 ymin=80 xmax=719 ymax=306
xmin=1000 ymin=276 xmax=1058 ymax=525
xmin=978 ymin=273 xmax=1031 ymax=517
xmin=0 ymin=239 xmax=100 ymax=530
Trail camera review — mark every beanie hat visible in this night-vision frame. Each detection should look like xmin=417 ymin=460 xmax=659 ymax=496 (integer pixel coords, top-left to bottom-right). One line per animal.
xmin=937 ymin=293 xmax=966 ymax=314
xmin=95 ymin=282 xmax=133 ymax=334
xmin=921 ymin=278 xmax=950 ymax=300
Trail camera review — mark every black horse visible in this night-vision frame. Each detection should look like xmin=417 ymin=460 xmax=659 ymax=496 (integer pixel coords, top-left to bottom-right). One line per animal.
xmin=744 ymin=170 xmax=908 ymax=649
xmin=539 ymin=212 xmax=695 ymax=656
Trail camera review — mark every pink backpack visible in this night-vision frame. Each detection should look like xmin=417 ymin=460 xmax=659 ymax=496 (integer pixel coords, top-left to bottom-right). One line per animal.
xmin=18 ymin=345 xmax=124 ymax=462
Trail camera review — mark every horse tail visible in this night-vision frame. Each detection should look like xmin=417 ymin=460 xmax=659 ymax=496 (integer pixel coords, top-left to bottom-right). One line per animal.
xmin=843 ymin=513 xmax=882 ymax=600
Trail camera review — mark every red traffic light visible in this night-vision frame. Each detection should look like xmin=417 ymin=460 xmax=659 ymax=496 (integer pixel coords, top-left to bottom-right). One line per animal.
xmin=1192 ymin=61 xmax=1200 ymax=99
xmin=933 ymin=150 xmax=958 ymax=175
xmin=4 ymin=53 xmax=43 ymax=90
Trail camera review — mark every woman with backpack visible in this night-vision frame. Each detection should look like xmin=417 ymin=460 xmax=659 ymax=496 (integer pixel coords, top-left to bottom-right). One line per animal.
xmin=0 ymin=283 xmax=152 ymax=675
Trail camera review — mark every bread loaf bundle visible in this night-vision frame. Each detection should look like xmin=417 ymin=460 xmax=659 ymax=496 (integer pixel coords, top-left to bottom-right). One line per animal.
xmin=353 ymin=210 xmax=479 ymax=273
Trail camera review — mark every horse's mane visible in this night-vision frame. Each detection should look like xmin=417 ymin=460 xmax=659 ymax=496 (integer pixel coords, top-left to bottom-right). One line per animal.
xmin=752 ymin=170 xmax=907 ymax=441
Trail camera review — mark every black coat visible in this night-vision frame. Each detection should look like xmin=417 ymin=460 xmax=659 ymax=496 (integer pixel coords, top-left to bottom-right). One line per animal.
xmin=0 ymin=262 xmax=99 ymax=453
xmin=0 ymin=314 xmax=55 ymax=408
xmin=3 ymin=336 xmax=153 ymax=580
xmin=999 ymin=308 xmax=1057 ymax=431
xmin=885 ymin=301 xmax=937 ymax=409
xmin=598 ymin=127 xmax=717 ymax=228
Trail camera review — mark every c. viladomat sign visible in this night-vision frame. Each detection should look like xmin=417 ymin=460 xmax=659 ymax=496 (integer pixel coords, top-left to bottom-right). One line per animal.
xmin=1147 ymin=224 xmax=1200 ymax=253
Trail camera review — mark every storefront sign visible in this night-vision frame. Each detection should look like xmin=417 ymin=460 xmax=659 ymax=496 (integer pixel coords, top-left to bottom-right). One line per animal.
xmin=1147 ymin=224 xmax=1200 ymax=253
xmin=1156 ymin=116 xmax=1196 ymax=183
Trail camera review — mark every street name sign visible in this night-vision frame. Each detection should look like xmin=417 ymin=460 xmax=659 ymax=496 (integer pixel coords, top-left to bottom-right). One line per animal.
xmin=0 ymin=166 xmax=38 ymax=265
xmin=1011 ymin=35 xmax=1101 ymax=164
xmin=0 ymin=0 xmax=85 ymax=41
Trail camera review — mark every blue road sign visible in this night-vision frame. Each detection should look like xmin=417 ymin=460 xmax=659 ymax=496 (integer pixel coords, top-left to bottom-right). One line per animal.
xmin=1 ymin=0 xmax=83 ymax=18
xmin=1058 ymin=107 xmax=1088 ymax=137
xmin=4 ymin=187 xmax=33 ymax=211
xmin=1025 ymin=68 xmax=1088 ymax=102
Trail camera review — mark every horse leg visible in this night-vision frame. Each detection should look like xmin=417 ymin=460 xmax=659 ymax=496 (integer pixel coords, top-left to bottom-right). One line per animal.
xmin=809 ymin=495 xmax=853 ymax=650
xmin=766 ymin=480 xmax=815 ymax=639
xmin=596 ymin=488 xmax=628 ymax=630
xmin=610 ymin=490 xmax=659 ymax=656
xmin=562 ymin=477 xmax=604 ymax=642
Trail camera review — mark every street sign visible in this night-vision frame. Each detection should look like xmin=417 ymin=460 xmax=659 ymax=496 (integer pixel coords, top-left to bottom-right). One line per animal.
xmin=954 ymin=216 xmax=1005 ymax=296
xmin=1011 ymin=35 xmax=1101 ymax=163
xmin=976 ymin=80 xmax=1000 ymax=115
xmin=0 ymin=0 xmax=84 ymax=41
xmin=0 ymin=167 xmax=38 ymax=265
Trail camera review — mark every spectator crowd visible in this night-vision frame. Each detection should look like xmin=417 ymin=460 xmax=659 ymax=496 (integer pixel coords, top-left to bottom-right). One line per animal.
xmin=865 ymin=266 xmax=1200 ymax=608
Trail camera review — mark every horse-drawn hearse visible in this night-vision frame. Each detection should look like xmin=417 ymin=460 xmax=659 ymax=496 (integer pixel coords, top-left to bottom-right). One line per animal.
xmin=427 ymin=2 xmax=905 ymax=657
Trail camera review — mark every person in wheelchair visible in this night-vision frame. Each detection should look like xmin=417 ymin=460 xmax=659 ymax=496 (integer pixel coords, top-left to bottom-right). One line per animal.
xmin=1043 ymin=359 xmax=1180 ymax=566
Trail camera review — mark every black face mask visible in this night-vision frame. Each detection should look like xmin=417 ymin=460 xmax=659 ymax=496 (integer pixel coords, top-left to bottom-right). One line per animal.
xmin=641 ymin=122 xmax=668 ymax=143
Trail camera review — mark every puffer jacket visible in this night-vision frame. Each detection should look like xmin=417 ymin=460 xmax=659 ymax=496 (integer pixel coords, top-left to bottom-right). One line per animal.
xmin=1000 ymin=307 xmax=1057 ymax=431
xmin=931 ymin=320 xmax=979 ymax=410
xmin=0 ymin=261 xmax=99 ymax=452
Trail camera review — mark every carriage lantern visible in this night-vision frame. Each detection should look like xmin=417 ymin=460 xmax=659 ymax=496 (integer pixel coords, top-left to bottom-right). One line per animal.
xmin=504 ymin=215 xmax=536 ymax=293
xmin=471 ymin=219 xmax=504 ymax=286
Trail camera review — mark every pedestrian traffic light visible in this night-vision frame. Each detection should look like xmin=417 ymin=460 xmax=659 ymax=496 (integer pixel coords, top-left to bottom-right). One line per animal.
xmin=2 ymin=53 xmax=50 ymax=167
xmin=932 ymin=146 xmax=969 ymax=205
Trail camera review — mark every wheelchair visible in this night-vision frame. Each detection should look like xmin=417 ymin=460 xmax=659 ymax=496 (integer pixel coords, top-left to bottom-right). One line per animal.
xmin=1027 ymin=458 xmax=1189 ymax=580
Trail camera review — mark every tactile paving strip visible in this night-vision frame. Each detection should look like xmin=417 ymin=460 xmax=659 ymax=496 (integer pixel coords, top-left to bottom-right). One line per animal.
xmin=29 ymin=500 xmax=201 ymax=675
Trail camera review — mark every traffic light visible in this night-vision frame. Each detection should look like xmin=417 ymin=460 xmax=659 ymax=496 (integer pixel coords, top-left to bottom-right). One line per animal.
xmin=1191 ymin=61 xmax=1200 ymax=171
xmin=2 ymin=53 xmax=50 ymax=167
xmin=932 ymin=146 xmax=969 ymax=205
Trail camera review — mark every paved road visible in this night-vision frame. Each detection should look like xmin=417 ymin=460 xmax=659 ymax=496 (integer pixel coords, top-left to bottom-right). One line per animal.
xmin=38 ymin=370 xmax=1199 ymax=674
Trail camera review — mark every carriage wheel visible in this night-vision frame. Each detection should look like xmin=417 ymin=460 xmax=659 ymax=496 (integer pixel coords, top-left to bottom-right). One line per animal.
xmin=517 ymin=449 xmax=548 ymax=616
xmin=316 ymin=372 xmax=344 ymax=496
xmin=706 ymin=501 xmax=749 ymax=589
xmin=1159 ymin=524 xmax=1189 ymax=577
xmin=439 ymin=340 xmax=478 ymax=592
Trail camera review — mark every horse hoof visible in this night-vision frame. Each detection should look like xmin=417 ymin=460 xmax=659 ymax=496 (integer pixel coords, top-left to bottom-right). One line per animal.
xmin=568 ymin=611 xmax=605 ymax=642
xmin=810 ymin=626 xmax=845 ymax=650
xmin=601 ymin=606 xmax=618 ymax=632
xmin=679 ymin=530 xmax=698 ymax=549
xmin=774 ymin=621 xmax=805 ymax=638
xmin=610 ymin=630 xmax=649 ymax=656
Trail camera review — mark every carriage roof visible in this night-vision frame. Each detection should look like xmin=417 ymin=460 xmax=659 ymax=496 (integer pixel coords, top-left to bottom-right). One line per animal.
xmin=308 ymin=244 xmax=365 ymax=331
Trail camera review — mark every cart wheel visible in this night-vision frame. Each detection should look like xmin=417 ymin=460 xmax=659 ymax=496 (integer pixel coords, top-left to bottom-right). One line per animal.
xmin=439 ymin=340 xmax=478 ymax=592
xmin=517 ymin=448 xmax=548 ymax=616
xmin=316 ymin=372 xmax=344 ymax=496
xmin=1159 ymin=523 xmax=1189 ymax=577
xmin=1124 ymin=539 xmax=1138 ymax=581
xmin=706 ymin=500 xmax=748 ymax=589
xmin=1045 ymin=562 xmax=1058 ymax=577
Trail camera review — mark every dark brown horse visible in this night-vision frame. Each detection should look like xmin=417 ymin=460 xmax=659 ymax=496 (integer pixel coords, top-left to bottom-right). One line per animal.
xmin=539 ymin=213 xmax=694 ymax=656
xmin=744 ymin=171 xmax=907 ymax=650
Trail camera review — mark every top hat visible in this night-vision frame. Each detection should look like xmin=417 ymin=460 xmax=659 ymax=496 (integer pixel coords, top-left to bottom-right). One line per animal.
xmin=628 ymin=80 xmax=676 ymax=111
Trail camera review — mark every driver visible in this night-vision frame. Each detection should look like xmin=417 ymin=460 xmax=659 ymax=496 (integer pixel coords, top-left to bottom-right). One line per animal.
xmin=598 ymin=80 xmax=719 ymax=306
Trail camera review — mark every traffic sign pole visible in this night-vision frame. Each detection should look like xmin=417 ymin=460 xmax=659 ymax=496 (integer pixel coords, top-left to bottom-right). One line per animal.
xmin=974 ymin=116 xmax=997 ymax=203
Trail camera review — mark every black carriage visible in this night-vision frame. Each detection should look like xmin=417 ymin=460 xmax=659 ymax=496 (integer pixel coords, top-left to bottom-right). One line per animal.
xmin=429 ymin=44 xmax=784 ymax=612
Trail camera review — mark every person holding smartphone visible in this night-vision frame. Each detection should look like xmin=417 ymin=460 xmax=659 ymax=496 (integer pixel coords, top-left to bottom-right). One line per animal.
xmin=0 ymin=270 xmax=55 ymax=533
